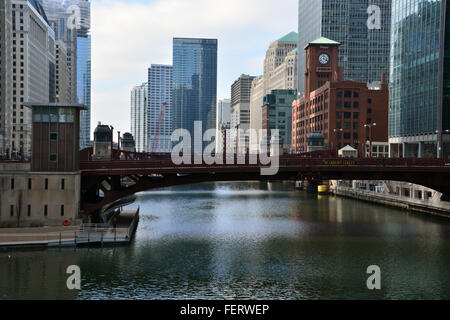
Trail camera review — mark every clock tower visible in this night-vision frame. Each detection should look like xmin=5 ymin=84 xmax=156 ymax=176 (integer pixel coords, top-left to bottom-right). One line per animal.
xmin=304 ymin=37 xmax=341 ymax=96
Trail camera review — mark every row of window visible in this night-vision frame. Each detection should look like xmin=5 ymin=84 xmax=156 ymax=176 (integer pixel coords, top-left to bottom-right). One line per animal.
xmin=10 ymin=178 xmax=65 ymax=190
xmin=6 ymin=204 xmax=65 ymax=217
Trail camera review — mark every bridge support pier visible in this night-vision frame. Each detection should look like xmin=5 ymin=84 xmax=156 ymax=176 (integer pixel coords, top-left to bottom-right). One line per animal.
xmin=418 ymin=142 xmax=425 ymax=158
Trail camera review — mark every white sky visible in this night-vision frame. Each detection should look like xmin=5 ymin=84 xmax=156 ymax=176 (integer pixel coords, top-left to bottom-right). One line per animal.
xmin=91 ymin=0 xmax=297 ymax=135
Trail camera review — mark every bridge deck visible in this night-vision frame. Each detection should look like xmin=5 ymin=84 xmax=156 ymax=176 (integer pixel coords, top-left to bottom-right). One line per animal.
xmin=79 ymin=157 xmax=450 ymax=176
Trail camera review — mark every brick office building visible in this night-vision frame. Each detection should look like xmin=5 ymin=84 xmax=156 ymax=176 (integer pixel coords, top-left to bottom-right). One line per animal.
xmin=291 ymin=37 xmax=389 ymax=156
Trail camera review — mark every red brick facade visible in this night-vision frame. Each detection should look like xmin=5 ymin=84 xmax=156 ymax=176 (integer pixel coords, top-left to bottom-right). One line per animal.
xmin=292 ymin=39 xmax=388 ymax=155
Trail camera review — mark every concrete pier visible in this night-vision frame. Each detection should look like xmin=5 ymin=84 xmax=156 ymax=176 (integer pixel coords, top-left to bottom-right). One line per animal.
xmin=0 ymin=207 xmax=140 ymax=248
xmin=329 ymin=182 xmax=450 ymax=219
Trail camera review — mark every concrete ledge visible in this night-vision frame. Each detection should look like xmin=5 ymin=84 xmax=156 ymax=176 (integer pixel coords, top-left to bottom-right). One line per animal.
xmin=332 ymin=187 xmax=450 ymax=219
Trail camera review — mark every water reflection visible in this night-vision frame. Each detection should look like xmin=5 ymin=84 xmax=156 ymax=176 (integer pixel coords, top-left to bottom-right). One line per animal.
xmin=1 ymin=182 xmax=450 ymax=300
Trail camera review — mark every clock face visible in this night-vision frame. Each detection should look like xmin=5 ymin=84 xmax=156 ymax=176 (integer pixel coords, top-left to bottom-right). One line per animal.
xmin=319 ymin=53 xmax=330 ymax=65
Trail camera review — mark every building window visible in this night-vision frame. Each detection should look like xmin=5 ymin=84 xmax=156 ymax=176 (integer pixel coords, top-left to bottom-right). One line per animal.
xmin=61 ymin=179 xmax=65 ymax=190
xmin=50 ymin=132 xmax=57 ymax=141
xmin=10 ymin=205 xmax=14 ymax=217
xmin=61 ymin=205 xmax=65 ymax=217
xmin=344 ymin=91 xmax=352 ymax=98
xmin=28 ymin=178 xmax=32 ymax=190
xmin=27 ymin=205 xmax=31 ymax=217
xmin=11 ymin=178 xmax=14 ymax=190
xmin=45 ymin=179 xmax=49 ymax=190
xmin=50 ymin=154 xmax=57 ymax=162
xmin=44 ymin=205 xmax=48 ymax=217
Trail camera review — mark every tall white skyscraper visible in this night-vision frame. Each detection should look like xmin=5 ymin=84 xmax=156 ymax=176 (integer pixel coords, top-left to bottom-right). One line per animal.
xmin=131 ymin=83 xmax=148 ymax=153
xmin=148 ymin=64 xmax=173 ymax=153
xmin=0 ymin=0 xmax=13 ymax=157
xmin=1 ymin=0 xmax=56 ymax=159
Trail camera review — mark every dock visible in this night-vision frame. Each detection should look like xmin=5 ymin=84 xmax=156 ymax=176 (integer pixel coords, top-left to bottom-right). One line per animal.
xmin=0 ymin=208 xmax=140 ymax=249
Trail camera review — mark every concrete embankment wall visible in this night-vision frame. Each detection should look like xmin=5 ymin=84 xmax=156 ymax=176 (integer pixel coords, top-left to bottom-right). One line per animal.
xmin=331 ymin=186 xmax=450 ymax=219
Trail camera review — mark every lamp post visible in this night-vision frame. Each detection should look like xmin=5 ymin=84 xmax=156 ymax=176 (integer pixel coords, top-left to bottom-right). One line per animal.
xmin=235 ymin=123 xmax=240 ymax=155
xmin=364 ymin=123 xmax=377 ymax=158
xmin=333 ymin=128 xmax=343 ymax=156
xmin=436 ymin=129 xmax=450 ymax=159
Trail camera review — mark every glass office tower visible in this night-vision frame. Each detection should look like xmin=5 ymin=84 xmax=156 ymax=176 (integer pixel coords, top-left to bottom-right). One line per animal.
xmin=77 ymin=35 xmax=91 ymax=150
xmin=172 ymin=38 xmax=217 ymax=144
xmin=389 ymin=0 xmax=450 ymax=158
xmin=297 ymin=0 xmax=391 ymax=95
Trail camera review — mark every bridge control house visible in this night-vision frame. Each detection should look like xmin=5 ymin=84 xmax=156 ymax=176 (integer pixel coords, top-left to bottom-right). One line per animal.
xmin=291 ymin=37 xmax=389 ymax=155
xmin=0 ymin=103 xmax=86 ymax=227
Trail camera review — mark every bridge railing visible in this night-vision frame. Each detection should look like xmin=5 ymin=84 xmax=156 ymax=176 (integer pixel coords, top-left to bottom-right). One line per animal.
xmin=79 ymin=145 xmax=450 ymax=169
xmin=79 ymin=155 xmax=450 ymax=171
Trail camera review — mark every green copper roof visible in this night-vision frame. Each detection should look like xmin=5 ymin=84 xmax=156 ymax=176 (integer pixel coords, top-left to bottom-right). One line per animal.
xmin=307 ymin=37 xmax=340 ymax=46
xmin=277 ymin=32 xmax=298 ymax=43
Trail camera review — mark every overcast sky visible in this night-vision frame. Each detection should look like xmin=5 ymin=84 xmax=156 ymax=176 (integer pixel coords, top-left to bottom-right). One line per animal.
xmin=91 ymin=0 xmax=297 ymax=135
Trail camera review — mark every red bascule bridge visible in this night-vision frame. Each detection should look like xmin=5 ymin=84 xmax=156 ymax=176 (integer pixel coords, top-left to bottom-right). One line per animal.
xmin=79 ymin=147 xmax=450 ymax=217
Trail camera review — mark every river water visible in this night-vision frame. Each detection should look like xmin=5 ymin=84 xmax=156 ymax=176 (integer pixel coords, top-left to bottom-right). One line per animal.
xmin=1 ymin=182 xmax=450 ymax=300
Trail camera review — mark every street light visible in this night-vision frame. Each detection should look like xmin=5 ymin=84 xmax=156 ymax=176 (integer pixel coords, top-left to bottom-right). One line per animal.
xmin=333 ymin=128 xmax=343 ymax=156
xmin=364 ymin=123 xmax=377 ymax=158
xmin=436 ymin=129 xmax=450 ymax=159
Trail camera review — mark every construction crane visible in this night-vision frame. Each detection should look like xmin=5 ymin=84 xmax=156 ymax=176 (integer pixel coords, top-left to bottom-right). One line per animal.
xmin=151 ymin=102 xmax=168 ymax=154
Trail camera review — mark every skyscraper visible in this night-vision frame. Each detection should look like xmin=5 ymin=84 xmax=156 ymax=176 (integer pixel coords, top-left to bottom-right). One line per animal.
xmin=389 ymin=0 xmax=449 ymax=158
xmin=43 ymin=0 xmax=91 ymax=150
xmin=55 ymin=40 xmax=71 ymax=103
xmin=42 ymin=0 xmax=78 ymax=104
xmin=172 ymin=38 xmax=217 ymax=144
xmin=249 ymin=32 xmax=298 ymax=153
xmin=148 ymin=64 xmax=173 ymax=153
xmin=131 ymin=83 xmax=148 ymax=153
xmin=0 ymin=0 xmax=13 ymax=157
xmin=231 ymin=74 xmax=255 ymax=153
xmin=2 ymin=0 xmax=56 ymax=158
xmin=77 ymin=34 xmax=91 ymax=150
xmin=297 ymin=0 xmax=391 ymax=95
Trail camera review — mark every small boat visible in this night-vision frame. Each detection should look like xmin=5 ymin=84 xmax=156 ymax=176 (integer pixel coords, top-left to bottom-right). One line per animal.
xmin=295 ymin=181 xmax=304 ymax=190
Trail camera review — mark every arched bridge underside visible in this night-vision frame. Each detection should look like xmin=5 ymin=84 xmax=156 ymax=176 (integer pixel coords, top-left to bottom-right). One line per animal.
xmin=79 ymin=156 xmax=450 ymax=216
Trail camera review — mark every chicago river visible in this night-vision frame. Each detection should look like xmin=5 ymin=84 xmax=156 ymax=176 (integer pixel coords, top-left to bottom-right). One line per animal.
xmin=1 ymin=182 xmax=450 ymax=300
